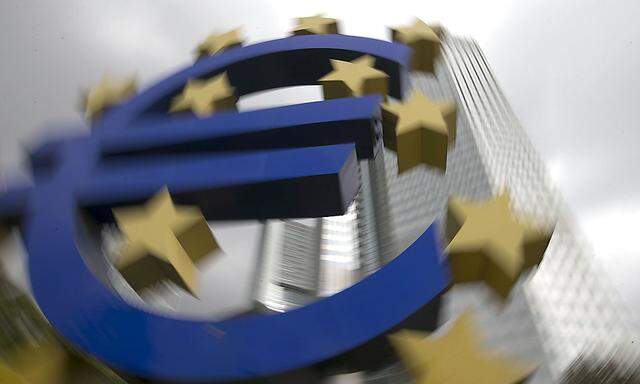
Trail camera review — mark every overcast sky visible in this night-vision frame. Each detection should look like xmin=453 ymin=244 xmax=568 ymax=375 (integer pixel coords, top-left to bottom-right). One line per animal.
xmin=0 ymin=0 xmax=639 ymax=317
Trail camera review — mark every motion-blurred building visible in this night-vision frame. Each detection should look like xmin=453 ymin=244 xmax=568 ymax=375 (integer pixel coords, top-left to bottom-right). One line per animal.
xmin=253 ymin=30 xmax=638 ymax=383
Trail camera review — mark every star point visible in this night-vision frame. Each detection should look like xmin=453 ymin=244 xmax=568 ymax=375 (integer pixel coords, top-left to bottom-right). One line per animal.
xmin=389 ymin=311 xmax=535 ymax=384
xmin=169 ymin=72 xmax=237 ymax=117
xmin=291 ymin=15 xmax=339 ymax=35
xmin=318 ymin=55 xmax=389 ymax=99
xmin=195 ymin=28 xmax=244 ymax=57
xmin=390 ymin=19 xmax=441 ymax=73
xmin=446 ymin=192 xmax=553 ymax=299
xmin=83 ymin=75 xmax=136 ymax=121
xmin=382 ymin=90 xmax=456 ymax=173
xmin=113 ymin=188 xmax=220 ymax=296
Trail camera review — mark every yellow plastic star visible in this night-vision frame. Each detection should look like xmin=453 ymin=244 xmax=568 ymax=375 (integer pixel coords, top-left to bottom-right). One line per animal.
xmin=83 ymin=75 xmax=136 ymax=121
xmin=0 ymin=342 xmax=68 ymax=384
xmin=291 ymin=15 xmax=339 ymax=35
xmin=446 ymin=192 xmax=553 ymax=299
xmin=195 ymin=28 xmax=244 ymax=57
xmin=318 ymin=55 xmax=389 ymax=99
xmin=169 ymin=72 xmax=237 ymax=117
xmin=389 ymin=312 xmax=535 ymax=384
xmin=113 ymin=188 xmax=220 ymax=296
xmin=0 ymin=363 xmax=24 ymax=384
xmin=382 ymin=90 xmax=456 ymax=173
xmin=390 ymin=19 xmax=441 ymax=73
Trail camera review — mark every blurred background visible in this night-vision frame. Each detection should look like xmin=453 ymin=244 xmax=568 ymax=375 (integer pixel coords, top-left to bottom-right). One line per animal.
xmin=0 ymin=0 xmax=639 ymax=382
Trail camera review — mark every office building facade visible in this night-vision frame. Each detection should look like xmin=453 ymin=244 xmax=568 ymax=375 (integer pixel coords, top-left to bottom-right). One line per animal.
xmin=253 ymin=30 xmax=638 ymax=382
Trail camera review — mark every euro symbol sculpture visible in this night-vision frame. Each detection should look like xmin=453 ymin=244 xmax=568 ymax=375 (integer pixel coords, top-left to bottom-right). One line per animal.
xmin=0 ymin=34 xmax=448 ymax=382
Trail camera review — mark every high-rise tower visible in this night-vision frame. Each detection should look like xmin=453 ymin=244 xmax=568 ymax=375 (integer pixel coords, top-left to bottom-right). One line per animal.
xmin=253 ymin=29 xmax=638 ymax=382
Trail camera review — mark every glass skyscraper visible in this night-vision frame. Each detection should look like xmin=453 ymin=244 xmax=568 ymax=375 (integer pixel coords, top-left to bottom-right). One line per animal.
xmin=253 ymin=29 xmax=638 ymax=383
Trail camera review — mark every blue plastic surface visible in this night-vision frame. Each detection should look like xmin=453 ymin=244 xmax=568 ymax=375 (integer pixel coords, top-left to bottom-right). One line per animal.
xmin=100 ymin=95 xmax=383 ymax=160
xmin=26 ymin=193 xmax=446 ymax=381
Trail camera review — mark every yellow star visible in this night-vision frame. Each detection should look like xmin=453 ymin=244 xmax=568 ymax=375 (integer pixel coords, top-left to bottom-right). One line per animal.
xmin=390 ymin=19 xmax=441 ymax=73
xmin=291 ymin=15 xmax=339 ymax=35
xmin=83 ymin=75 xmax=136 ymax=121
xmin=195 ymin=28 xmax=244 ymax=57
xmin=382 ymin=90 xmax=456 ymax=173
xmin=112 ymin=188 xmax=220 ymax=296
xmin=318 ymin=55 xmax=389 ymax=99
xmin=446 ymin=192 xmax=553 ymax=299
xmin=0 ymin=363 xmax=24 ymax=384
xmin=169 ymin=72 xmax=237 ymax=117
xmin=389 ymin=312 xmax=535 ymax=384
xmin=0 ymin=341 xmax=68 ymax=384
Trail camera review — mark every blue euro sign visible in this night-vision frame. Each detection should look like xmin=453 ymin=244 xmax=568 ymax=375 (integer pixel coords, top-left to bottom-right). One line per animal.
xmin=0 ymin=35 xmax=449 ymax=382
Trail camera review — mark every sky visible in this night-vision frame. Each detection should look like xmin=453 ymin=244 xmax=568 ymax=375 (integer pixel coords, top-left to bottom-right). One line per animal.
xmin=0 ymin=0 xmax=638 ymax=318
